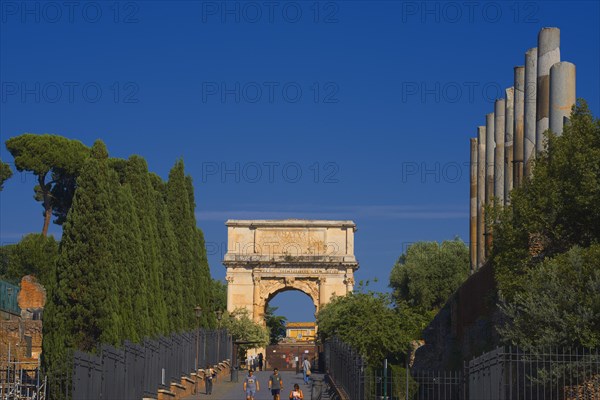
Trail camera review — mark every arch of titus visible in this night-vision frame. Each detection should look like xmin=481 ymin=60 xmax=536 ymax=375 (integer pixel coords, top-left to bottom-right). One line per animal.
xmin=223 ymin=220 xmax=359 ymax=324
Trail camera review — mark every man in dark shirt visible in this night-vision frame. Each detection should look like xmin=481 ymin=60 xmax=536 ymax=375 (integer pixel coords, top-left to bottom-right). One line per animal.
xmin=268 ymin=368 xmax=283 ymax=400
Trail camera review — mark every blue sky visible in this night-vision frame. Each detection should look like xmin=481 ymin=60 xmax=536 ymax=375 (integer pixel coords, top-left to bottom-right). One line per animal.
xmin=1 ymin=1 xmax=599 ymax=322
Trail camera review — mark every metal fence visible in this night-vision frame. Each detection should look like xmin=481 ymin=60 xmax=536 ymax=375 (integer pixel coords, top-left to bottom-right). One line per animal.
xmin=468 ymin=346 xmax=600 ymax=400
xmin=324 ymin=336 xmax=366 ymax=399
xmin=70 ymin=328 xmax=231 ymax=400
xmin=325 ymin=338 xmax=600 ymax=400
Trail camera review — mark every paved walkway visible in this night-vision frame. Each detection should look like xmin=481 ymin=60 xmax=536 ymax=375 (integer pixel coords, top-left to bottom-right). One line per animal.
xmin=183 ymin=370 xmax=321 ymax=400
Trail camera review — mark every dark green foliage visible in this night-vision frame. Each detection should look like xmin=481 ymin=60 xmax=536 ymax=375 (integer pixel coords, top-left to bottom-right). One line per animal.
xmin=0 ymin=234 xmax=58 ymax=286
xmin=0 ymin=159 xmax=12 ymax=190
xmin=265 ymin=306 xmax=287 ymax=345
xmin=164 ymin=160 xmax=214 ymax=329
xmin=389 ymin=239 xmax=469 ymax=312
xmin=491 ymin=101 xmax=600 ymax=348
xmin=5 ymin=134 xmax=90 ymax=235
xmin=42 ymin=141 xmax=217 ymax=397
xmin=166 ymin=160 xmax=196 ymax=329
xmin=44 ymin=141 xmax=119 ymax=394
xmin=124 ymin=156 xmax=168 ymax=335
xmin=492 ymin=100 xmax=600 ymax=297
xmin=499 ymin=245 xmax=600 ymax=349
xmin=110 ymin=180 xmax=145 ymax=343
xmin=153 ymin=179 xmax=186 ymax=332
xmin=211 ymin=279 xmax=227 ymax=314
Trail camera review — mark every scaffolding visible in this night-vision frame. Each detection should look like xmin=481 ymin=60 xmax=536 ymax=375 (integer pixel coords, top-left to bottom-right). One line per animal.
xmin=0 ymin=343 xmax=46 ymax=400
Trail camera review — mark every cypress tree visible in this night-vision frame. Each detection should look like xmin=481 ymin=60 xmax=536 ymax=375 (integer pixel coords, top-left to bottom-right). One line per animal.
xmin=151 ymin=173 xmax=185 ymax=331
xmin=166 ymin=160 xmax=196 ymax=329
xmin=124 ymin=156 xmax=168 ymax=335
xmin=44 ymin=140 xmax=120 ymax=394
xmin=185 ymin=175 xmax=213 ymax=327
xmin=110 ymin=175 xmax=146 ymax=342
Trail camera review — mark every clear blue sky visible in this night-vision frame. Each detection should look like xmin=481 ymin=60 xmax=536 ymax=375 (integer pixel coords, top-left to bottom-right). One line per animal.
xmin=1 ymin=1 xmax=599 ymax=322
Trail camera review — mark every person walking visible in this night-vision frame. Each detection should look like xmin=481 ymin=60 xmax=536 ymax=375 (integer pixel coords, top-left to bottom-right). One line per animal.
xmin=243 ymin=369 xmax=260 ymax=400
xmin=204 ymin=365 xmax=214 ymax=395
xmin=288 ymin=383 xmax=304 ymax=400
xmin=302 ymin=358 xmax=311 ymax=385
xmin=258 ymin=352 xmax=264 ymax=371
xmin=268 ymin=368 xmax=283 ymax=400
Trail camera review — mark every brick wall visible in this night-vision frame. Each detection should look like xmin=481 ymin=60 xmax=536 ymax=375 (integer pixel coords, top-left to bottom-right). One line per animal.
xmin=0 ymin=275 xmax=46 ymax=368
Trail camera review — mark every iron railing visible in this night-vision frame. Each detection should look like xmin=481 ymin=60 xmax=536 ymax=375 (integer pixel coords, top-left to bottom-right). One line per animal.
xmin=468 ymin=346 xmax=600 ymax=400
xmin=325 ymin=336 xmax=366 ymax=399
xmin=325 ymin=338 xmax=600 ymax=400
xmin=70 ymin=328 xmax=231 ymax=400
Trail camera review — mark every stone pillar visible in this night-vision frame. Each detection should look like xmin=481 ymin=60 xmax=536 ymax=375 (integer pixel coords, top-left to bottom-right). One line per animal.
xmin=536 ymin=27 xmax=560 ymax=153
xmin=513 ymin=66 xmax=525 ymax=187
xmin=485 ymin=113 xmax=495 ymax=255
xmin=226 ymin=275 xmax=234 ymax=313
xmin=504 ymin=87 xmax=514 ymax=203
xmin=345 ymin=275 xmax=354 ymax=294
xmin=319 ymin=277 xmax=327 ymax=306
xmin=494 ymin=99 xmax=505 ymax=205
xmin=470 ymin=138 xmax=478 ymax=273
xmin=485 ymin=113 xmax=495 ymax=205
xmin=477 ymin=127 xmax=486 ymax=267
xmin=252 ymin=275 xmax=261 ymax=323
xmin=549 ymin=62 xmax=576 ymax=135
xmin=524 ymin=47 xmax=538 ymax=176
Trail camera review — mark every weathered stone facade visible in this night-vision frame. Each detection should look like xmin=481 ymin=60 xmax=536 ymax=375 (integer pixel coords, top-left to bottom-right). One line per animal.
xmin=223 ymin=219 xmax=359 ymax=324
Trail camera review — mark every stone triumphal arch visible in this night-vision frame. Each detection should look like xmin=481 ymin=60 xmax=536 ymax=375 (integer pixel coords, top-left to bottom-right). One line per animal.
xmin=223 ymin=219 xmax=359 ymax=324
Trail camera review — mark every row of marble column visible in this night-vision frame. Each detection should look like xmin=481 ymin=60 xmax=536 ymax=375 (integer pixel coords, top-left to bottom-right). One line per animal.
xmin=470 ymin=27 xmax=577 ymax=271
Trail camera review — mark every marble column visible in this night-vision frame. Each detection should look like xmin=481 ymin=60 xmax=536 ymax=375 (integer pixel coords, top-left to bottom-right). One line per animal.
xmin=504 ymin=87 xmax=514 ymax=203
xmin=494 ymin=99 xmax=505 ymax=204
xmin=549 ymin=61 xmax=576 ymax=135
xmin=513 ymin=66 xmax=525 ymax=187
xmin=477 ymin=127 xmax=486 ymax=267
xmin=536 ymin=27 xmax=560 ymax=153
xmin=524 ymin=47 xmax=538 ymax=176
xmin=470 ymin=138 xmax=478 ymax=273
xmin=485 ymin=113 xmax=495 ymax=255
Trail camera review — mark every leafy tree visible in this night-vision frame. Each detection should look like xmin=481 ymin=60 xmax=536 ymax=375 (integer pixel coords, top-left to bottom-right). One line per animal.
xmin=317 ymin=287 xmax=411 ymax=366
xmin=498 ymin=245 xmax=600 ymax=349
xmin=0 ymin=159 xmax=12 ymax=190
xmin=389 ymin=239 xmax=469 ymax=313
xmin=221 ymin=308 xmax=269 ymax=359
xmin=492 ymin=100 xmax=600 ymax=299
xmin=5 ymin=134 xmax=89 ymax=235
xmin=265 ymin=306 xmax=287 ymax=345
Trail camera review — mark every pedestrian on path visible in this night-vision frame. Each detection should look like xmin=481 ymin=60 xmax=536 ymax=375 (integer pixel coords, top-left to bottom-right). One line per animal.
xmin=204 ymin=365 xmax=214 ymax=395
xmin=302 ymin=358 xmax=311 ymax=384
xmin=243 ymin=369 xmax=260 ymax=400
xmin=288 ymin=383 xmax=304 ymax=400
xmin=268 ymin=368 xmax=283 ymax=400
